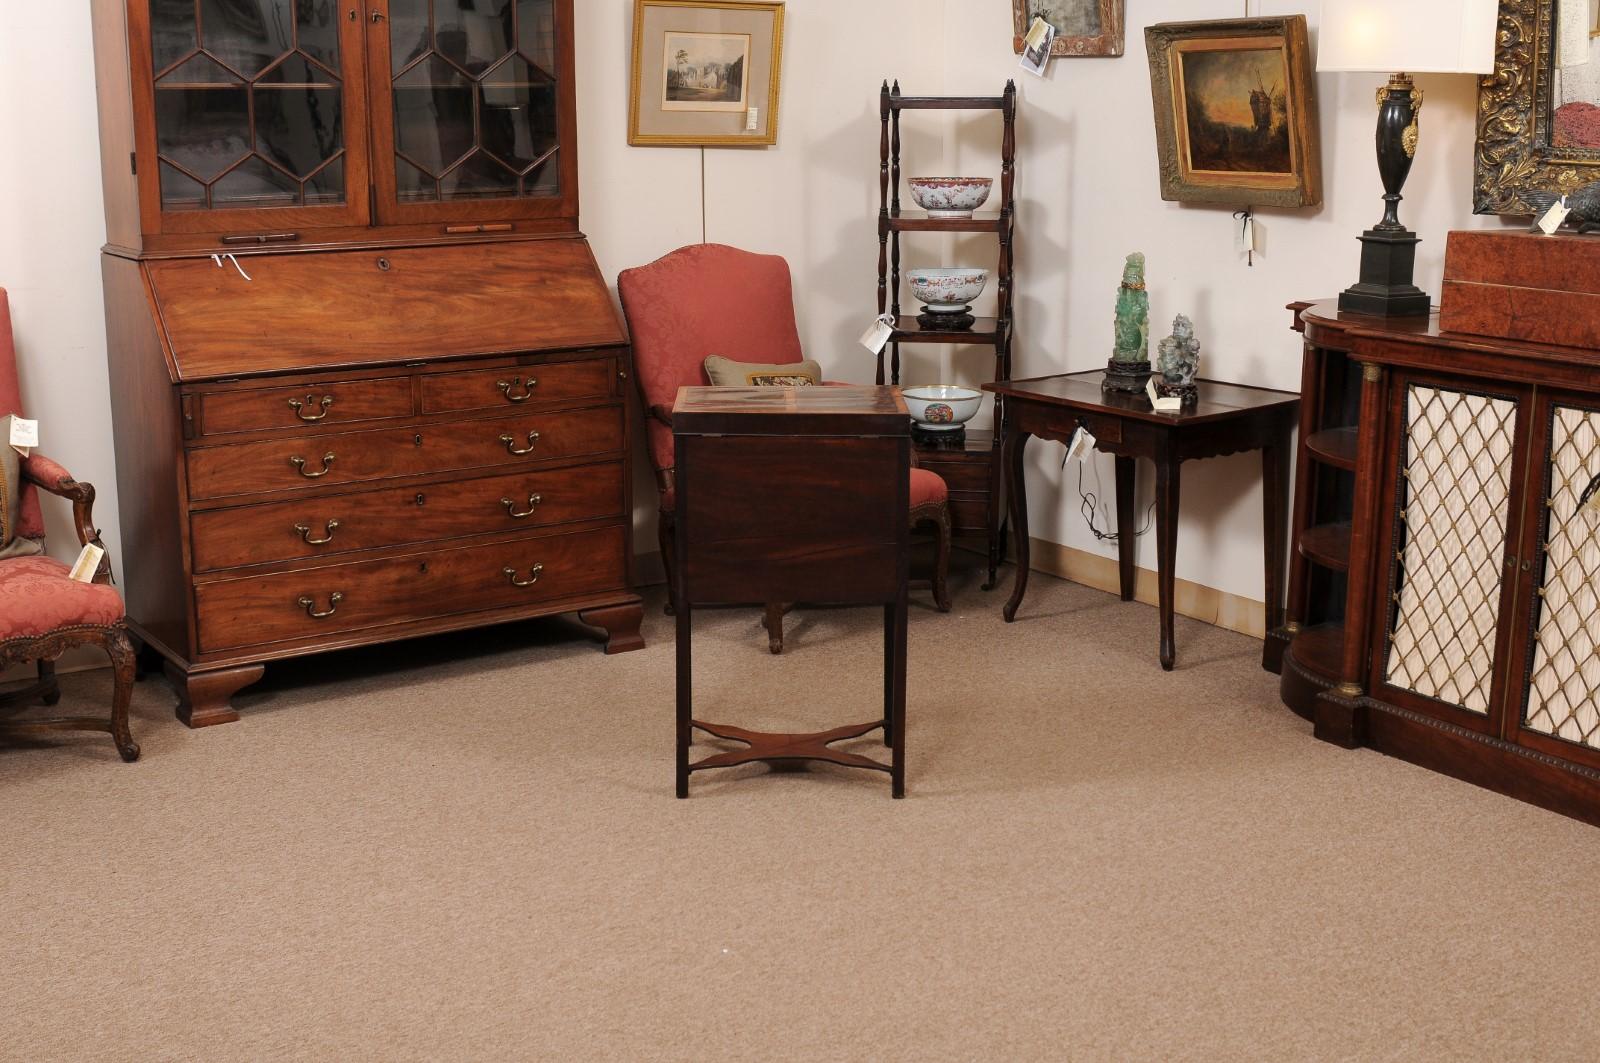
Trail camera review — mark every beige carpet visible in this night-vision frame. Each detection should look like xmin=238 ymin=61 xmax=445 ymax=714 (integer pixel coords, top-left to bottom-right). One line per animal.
xmin=4 ymin=564 xmax=1598 ymax=1062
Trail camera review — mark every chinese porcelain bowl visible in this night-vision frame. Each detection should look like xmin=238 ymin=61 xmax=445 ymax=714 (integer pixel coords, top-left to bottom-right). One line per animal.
xmin=908 ymin=267 xmax=989 ymax=311
xmin=907 ymin=177 xmax=994 ymax=218
xmin=902 ymin=385 xmax=983 ymax=431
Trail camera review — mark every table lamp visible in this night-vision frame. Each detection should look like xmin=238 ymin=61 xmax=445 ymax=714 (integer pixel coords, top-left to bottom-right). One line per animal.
xmin=1318 ymin=0 xmax=1499 ymax=316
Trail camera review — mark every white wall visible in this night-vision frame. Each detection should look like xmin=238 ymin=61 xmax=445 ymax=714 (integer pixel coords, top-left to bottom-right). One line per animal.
xmin=0 ymin=1 xmax=1515 ymax=660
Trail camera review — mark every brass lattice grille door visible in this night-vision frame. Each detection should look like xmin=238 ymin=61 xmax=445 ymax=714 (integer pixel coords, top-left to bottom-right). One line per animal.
xmin=1383 ymin=384 xmax=1520 ymax=715
xmin=1523 ymin=403 xmax=1600 ymax=750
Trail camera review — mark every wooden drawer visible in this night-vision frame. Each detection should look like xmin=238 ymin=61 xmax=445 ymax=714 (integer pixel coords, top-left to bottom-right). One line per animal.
xmin=917 ymin=457 xmax=993 ymax=495
xmin=948 ymin=496 xmax=991 ymax=532
xmin=187 ymin=405 xmax=623 ymax=500
xmin=421 ymin=357 xmax=614 ymax=414
xmin=190 ymin=460 xmax=626 ymax=571
xmin=195 ymin=525 xmax=627 ymax=653
xmin=196 ymin=376 xmax=414 ymax=436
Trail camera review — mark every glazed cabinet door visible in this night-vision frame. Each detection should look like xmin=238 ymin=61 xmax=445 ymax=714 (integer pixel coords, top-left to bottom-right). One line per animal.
xmin=365 ymin=0 xmax=579 ymax=230
xmin=132 ymin=0 xmax=373 ymax=235
xmin=1369 ymin=373 xmax=1534 ymax=735
xmin=1504 ymin=391 xmax=1600 ymax=770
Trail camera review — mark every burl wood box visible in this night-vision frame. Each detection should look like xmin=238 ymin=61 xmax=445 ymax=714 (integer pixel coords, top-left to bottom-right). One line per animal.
xmin=1440 ymin=229 xmax=1600 ymax=348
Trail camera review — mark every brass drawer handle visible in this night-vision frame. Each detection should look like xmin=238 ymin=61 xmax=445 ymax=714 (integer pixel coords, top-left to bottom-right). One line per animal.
xmin=288 ymin=395 xmax=334 ymax=422
xmin=500 ymin=431 xmax=541 ymax=456
xmin=504 ymin=563 xmax=545 ymax=588
xmin=294 ymin=519 xmax=341 ymax=545
xmin=297 ymin=591 xmax=344 ymax=619
xmin=290 ymin=453 xmax=336 ymax=478
xmin=497 ymin=376 xmax=538 ymax=403
xmin=501 ymin=494 xmax=544 ymax=519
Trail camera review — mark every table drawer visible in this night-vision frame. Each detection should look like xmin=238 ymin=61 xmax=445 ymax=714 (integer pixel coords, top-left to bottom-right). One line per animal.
xmin=191 ymin=461 xmax=626 ymax=571
xmin=197 ymin=377 xmax=414 ymax=436
xmin=187 ymin=405 xmax=623 ymax=500
xmin=948 ymin=496 xmax=991 ymax=532
xmin=917 ymin=457 xmax=992 ymax=495
xmin=421 ymin=357 xmax=615 ymax=414
xmin=195 ymin=524 xmax=627 ymax=653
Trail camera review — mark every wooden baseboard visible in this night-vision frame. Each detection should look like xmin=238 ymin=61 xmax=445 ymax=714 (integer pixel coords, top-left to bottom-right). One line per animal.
xmin=1026 ymin=538 xmax=1267 ymax=640
xmin=633 ymin=541 xmax=1266 ymax=640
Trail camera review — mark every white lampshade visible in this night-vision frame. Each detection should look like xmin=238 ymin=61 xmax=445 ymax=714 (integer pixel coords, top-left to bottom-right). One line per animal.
xmin=1318 ymin=0 xmax=1500 ymax=74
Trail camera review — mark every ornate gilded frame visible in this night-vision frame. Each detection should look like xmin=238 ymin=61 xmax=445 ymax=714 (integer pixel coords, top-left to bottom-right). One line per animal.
xmin=1010 ymin=1 xmax=1125 ymax=58
xmin=1474 ymin=0 xmax=1600 ymax=214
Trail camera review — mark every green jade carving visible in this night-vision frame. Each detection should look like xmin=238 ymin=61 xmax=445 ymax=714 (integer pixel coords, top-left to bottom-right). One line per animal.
xmin=1112 ymin=252 xmax=1149 ymax=365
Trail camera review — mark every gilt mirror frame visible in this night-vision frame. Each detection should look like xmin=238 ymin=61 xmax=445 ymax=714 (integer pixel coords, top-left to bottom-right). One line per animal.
xmin=1475 ymin=0 xmax=1600 ymax=214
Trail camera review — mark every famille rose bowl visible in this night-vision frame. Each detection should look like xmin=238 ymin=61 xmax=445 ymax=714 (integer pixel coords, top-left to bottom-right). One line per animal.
xmin=902 ymin=385 xmax=983 ymax=431
xmin=907 ymin=267 xmax=989 ymax=311
xmin=907 ymin=177 xmax=993 ymax=218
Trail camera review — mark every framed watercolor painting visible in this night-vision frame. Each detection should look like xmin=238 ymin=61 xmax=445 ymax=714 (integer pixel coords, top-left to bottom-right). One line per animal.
xmin=629 ymin=0 xmax=785 ymax=147
xmin=1145 ymin=17 xmax=1322 ymax=208
xmin=1010 ymin=0 xmax=1125 ymax=59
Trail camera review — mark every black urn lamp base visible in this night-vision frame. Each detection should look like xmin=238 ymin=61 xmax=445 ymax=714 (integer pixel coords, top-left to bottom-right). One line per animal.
xmin=1338 ymin=227 xmax=1431 ymax=317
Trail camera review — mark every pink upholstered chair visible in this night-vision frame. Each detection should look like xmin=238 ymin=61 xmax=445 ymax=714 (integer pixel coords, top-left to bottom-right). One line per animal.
xmin=0 ymin=288 xmax=137 ymax=761
xmin=618 ymin=243 xmax=952 ymax=653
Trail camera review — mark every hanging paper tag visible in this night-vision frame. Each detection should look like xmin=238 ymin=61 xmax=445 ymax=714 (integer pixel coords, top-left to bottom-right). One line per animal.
xmin=746 ymin=107 xmax=759 ymax=132
xmin=1235 ymin=215 xmax=1256 ymax=256
xmin=1538 ymin=197 xmax=1571 ymax=236
xmin=68 ymin=543 xmax=105 ymax=583
xmin=1019 ymin=16 xmax=1055 ymax=77
xmin=1146 ymin=376 xmax=1183 ymax=413
xmin=9 ymin=417 xmax=38 ymax=457
xmin=858 ymin=314 xmax=896 ymax=355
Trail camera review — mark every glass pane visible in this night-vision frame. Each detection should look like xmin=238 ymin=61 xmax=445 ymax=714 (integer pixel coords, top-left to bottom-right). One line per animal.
xmin=150 ymin=0 xmax=348 ymax=212
xmin=388 ymin=0 xmax=560 ymax=203
xmin=518 ymin=0 xmax=556 ymax=73
xmin=212 ymin=156 xmax=299 ymax=209
xmin=255 ymin=55 xmax=344 ymax=177
xmin=149 ymin=0 xmax=199 ymax=74
xmin=159 ymin=161 xmax=207 ymax=211
xmin=155 ymin=86 xmax=250 ymax=181
xmin=394 ymin=54 xmax=475 ymax=176
xmin=441 ymin=152 xmax=518 ymax=199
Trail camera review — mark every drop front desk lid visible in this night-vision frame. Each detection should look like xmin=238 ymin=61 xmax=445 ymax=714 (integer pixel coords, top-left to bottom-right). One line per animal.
xmin=142 ymin=237 xmax=627 ymax=383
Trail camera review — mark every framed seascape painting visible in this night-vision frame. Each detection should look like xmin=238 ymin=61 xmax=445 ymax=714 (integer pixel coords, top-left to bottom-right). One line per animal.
xmin=1145 ymin=17 xmax=1322 ymax=208
xmin=1010 ymin=0 xmax=1125 ymax=58
xmin=630 ymin=0 xmax=785 ymax=147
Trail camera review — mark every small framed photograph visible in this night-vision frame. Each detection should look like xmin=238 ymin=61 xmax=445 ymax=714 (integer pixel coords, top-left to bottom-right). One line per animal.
xmin=1011 ymin=1 xmax=1125 ymax=59
xmin=1019 ymin=17 xmax=1056 ymax=77
xmin=1145 ymin=16 xmax=1323 ymax=208
xmin=630 ymin=0 xmax=785 ymax=147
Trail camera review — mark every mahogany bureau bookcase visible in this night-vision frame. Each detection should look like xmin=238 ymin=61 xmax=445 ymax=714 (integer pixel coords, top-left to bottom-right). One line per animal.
xmin=89 ymin=0 xmax=643 ymax=726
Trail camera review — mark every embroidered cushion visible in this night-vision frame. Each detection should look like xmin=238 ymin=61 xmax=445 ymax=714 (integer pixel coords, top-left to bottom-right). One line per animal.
xmin=703 ymin=355 xmax=823 ymax=387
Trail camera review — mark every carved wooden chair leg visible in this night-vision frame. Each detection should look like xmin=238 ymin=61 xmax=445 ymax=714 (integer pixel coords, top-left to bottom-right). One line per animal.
xmin=931 ymin=504 xmax=953 ymax=613
xmin=38 ymin=659 xmax=61 ymax=706
xmin=104 ymin=628 xmax=140 ymax=763
xmin=763 ymin=602 xmax=786 ymax=655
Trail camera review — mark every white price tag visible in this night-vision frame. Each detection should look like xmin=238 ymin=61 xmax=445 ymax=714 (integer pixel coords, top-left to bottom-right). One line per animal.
xmin=1538 ymin=197 xmax=1571 ymax=235
xmin=1063 ymin=425 xmax=1096 ymax=463
xmin=68 ymin=542 xmax=105 ymax=583
xmin=746 ymin=107 xmax=759 ymax=132
xmin=1235 ymin=216 xmax=1255 ymax=256
xmin=1146 ymin=375 xmax=1183 ymax=413
xmin=858 ymin=314 xmax=896 ymax=355
xmin=9 ymin=417 xmax=38 ymax=450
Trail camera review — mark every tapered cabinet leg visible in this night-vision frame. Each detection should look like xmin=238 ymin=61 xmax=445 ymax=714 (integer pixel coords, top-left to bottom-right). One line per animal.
xmin=1115 ymin=455 xmax=1137 ymax=602
xmin=1155 ymin=456 xmax=1181 ymax=671
xmin=676 ymin=604 xmax=692 ymax=798
xmin=167 ymin=662 xmax=263 ymax=728
xmin=890 ymin=592 xmax=908 ymax=799
xmin=1002 ymin=429 xmax=1032 ymax=622
xmin=579 ymin=602 xmax=646 ymax=655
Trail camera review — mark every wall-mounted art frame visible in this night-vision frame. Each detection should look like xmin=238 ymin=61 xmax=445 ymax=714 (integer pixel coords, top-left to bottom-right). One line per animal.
xmin=1145 ymin=17 xmax=1321 ymax=208
xmin=1010 ymin=1 xmax=1125 ymax=58
xmin=1475 ymin=0 xmax=1600 ymax=214
xmin=629 ymin=0 xmax=785 ymax=147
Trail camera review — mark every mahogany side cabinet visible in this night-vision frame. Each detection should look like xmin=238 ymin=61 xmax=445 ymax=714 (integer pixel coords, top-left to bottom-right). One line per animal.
xmin=1277 ymin=298 xmax=1600 ymax=827
xmin=89 ymin=0 xmax=643 ymax=725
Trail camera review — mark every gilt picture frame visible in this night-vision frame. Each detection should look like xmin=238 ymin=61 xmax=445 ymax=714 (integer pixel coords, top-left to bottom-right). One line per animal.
xmin=1474 ymin=0 xmax=1600 ymax=214
xmin=1010 ymin=1 xmax=1124 ymax=59
xmin=1145 ymin=17 xmax=1322 ymax=209
xmin=629 ymin=0 xmax=785 ymax=147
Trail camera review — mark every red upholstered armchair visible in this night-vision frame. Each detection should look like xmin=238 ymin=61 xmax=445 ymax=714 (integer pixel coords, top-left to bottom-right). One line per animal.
xmin=618 ymin=243 xmax=951 ymax=653
xmin=0 ymin=289 xmax=138 ymax=762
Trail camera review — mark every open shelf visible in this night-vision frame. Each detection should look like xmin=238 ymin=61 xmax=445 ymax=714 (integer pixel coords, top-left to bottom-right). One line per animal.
xmin=884 ymin=211 xmax=1006 ymax=234
xmin=1299 ymin=521 xmax=1352 ymax=571
xmin=1306 ymin=426 xmax=1358 ymax=470
xmin=891 ymin=315 xmax=1002 ymax=344
xmin=1287 ymin=622 xmax=1344 ymax=682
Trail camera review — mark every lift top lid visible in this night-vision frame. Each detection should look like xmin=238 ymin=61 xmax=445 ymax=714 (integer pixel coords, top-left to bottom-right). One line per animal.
xmin=144 ymin=238 xmax=627 ymax=383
